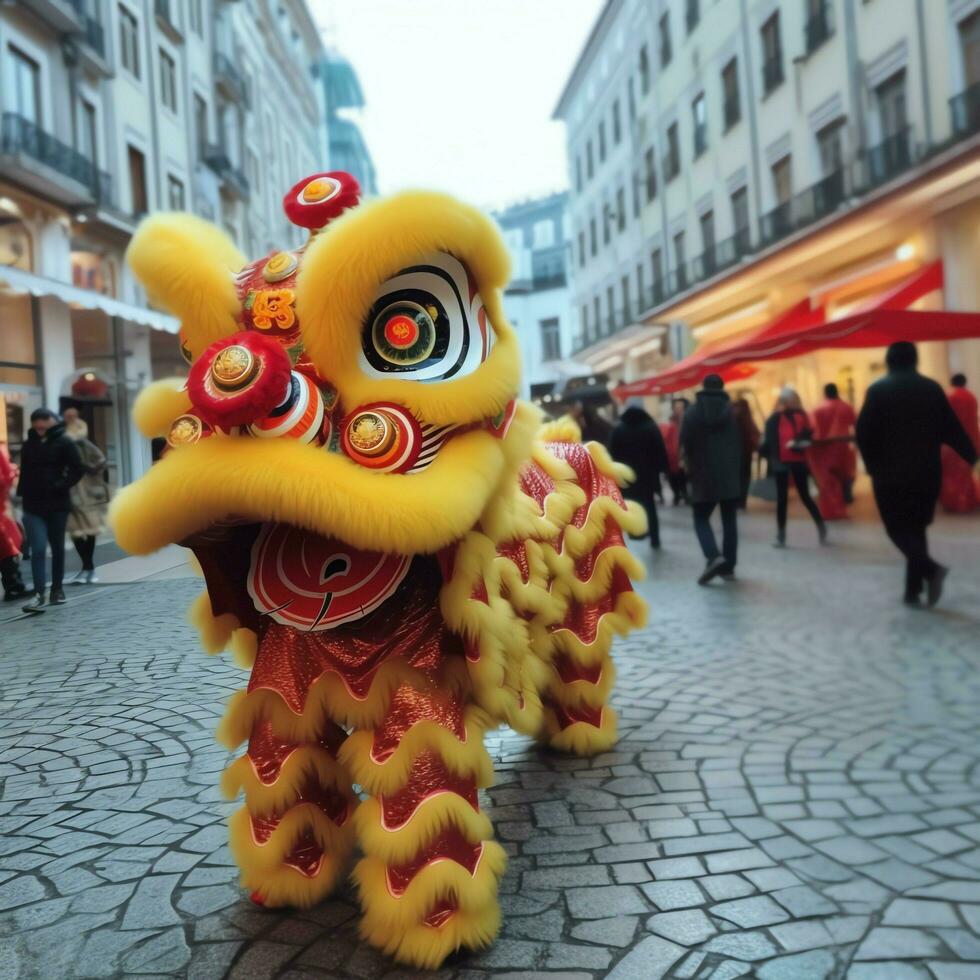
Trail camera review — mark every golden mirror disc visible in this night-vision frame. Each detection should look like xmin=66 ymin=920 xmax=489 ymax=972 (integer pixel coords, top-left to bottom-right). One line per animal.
xmin=302 ymin=178 xmax=338 ymax=203
xmin=262 ymin=251 xmax=297 ymax=283
xmin=168 ymin=414 xmax=203 ymax=447
xmin=211 ymin=345 xmax=256 ymax=391
xmin=348 ymin=411 xmax=395 ymax=457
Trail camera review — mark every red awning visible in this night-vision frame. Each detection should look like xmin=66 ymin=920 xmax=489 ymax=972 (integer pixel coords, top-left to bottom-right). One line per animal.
xmin=615 ymin=299 xmax=823 ymax=398
xmin=615 ymin=260 xmax=980 ymax=399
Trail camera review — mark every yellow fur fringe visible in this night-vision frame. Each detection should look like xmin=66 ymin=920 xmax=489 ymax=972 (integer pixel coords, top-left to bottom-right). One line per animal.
xmin=541 ymin=705 xmax=619 ymax=756
xmin=132 ymin=379 xmax=191 ymax=439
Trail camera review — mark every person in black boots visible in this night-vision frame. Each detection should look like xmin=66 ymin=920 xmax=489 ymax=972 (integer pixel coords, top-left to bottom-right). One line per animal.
xmin=760 ymin=386 xmax=827 ymax=547
xmin=681 ymin=374 xmax=742 ymax=584
xmin=857 ymin=342 xmax=977 ymax=607
xmin=609 ymin=399 xmax=669 ymax=549
xmin=16 ymin=409 xmax=84 ymax=612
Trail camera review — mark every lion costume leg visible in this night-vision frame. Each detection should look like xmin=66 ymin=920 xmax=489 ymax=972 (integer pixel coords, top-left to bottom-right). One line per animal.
xmin=220 ymin=708 xmax=358 ymax=908
xmin=340 ymin=675 xmax=506 ymax=969
xmin=539 ymin=648 xmax=618 ymax=757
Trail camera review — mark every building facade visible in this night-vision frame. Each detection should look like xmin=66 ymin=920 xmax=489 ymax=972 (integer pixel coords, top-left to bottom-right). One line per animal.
xmin=557 ymin=0 xmax=980 ymax=417
xmin=1 ymin=0 xmax=326 ymax=485
xmin=318 ymin=48 xmax=377 ymax=196
xmin=493 ymin=192 xmax=582 ymax=402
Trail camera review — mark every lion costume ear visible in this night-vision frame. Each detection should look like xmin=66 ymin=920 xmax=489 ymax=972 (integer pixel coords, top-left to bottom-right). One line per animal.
xmin=126 ymin=213 xmax=245 ymax=358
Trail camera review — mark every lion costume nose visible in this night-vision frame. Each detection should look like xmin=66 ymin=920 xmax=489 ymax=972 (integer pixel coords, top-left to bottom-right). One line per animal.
xmin=187 ymin=331 xmax=293 ymax=430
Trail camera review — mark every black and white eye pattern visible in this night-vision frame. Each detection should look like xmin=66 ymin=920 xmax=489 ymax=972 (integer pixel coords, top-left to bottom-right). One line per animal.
xmin=360 ymin=252 xmax=494 ymax=383
xmin=403 ymin=420 xmax=464 ymax=474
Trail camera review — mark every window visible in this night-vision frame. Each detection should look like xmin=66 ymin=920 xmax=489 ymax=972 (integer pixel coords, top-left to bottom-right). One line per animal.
xmin=540 ymin=318 xmax=561 ymax=362
xmin=9 ymin=47 xmax=41 ymax=125
xmin=119 ymin=5 xmax=140 ymax=78
xmin=722 ymin=58 xmax=741 ymax=130
xmin=606 ymin=285 xmax=615 ymax=329
xmin=578 ymin=231 xmax=586 ymax=267
xmin=805 ymin=0 xmax=833 ymax=55
xmin=586 ymin=139 xmax=594 ymax=179
xmin=817 ymin=120 xmax=845 ymax=175
xmin=78 ymin=100 xmax=97 ymax=165
xmin=189 ymin=0 xmax=204 ymax=36
xmin=665 ymin=122 xmax=680 ymax=180
xmin=772 ymin=156 xmax=792 ymax=204
xmin=602 ymin=202 xmax=611 ymax=244
xmin=699 ymin=210 xmax=715 ymax=272
xmin=128 ymin=145 xmax=148 ymax=216
xmin=628 ymin=76 xmax=636 ymax=120
xmin=761 ymin=13 xmax=783 ymax=94
xmin=674 ymin=232 xmax=687 ymax=288
xmin=193 ymin=94 xmax=208 ymax=159
xmin=621 ymin=274 xmax=631 ymax=318
xmin=731 ymin=186 xmax=750 ymax=250
xmin=598 ymin=120 xmax=606 ymax=162
xmin=636 ymin=263 xmax=645 ymax=309
xmin=659 ymin=13 xmax=672 ymax=68
xmin=592 ymin=296 xmax=601 ymax=338
xmin=616 ymin=187 xmax=626 ymax=231
xmin=160 ymin=49 xmax=178 ymax=112
xmin=575 ymin=154 xmax=583 ymax=191
xmin=639 ymin=45 xmax=650 ymax=95
xmin=644 ymin=146 xmax=657 ymax=200
xmin=612 ymin=99 xmax=621 ymax=144
xmin=960 ymin=10 xmax=980 ymax=88
xmin=632 ymin=170 xmax=641 ymax=217
xmin=167 ymin=175 xmax=185 ymax=210
xmin=651 ymin=247 xmax=664 ymax=299
xmin=686 ymin=0 xmax=700 ymax=34
xmin=876 ymin=71 xmax=907 ymax=138
xmin=692 ymin=94 xmax=707 ymax=157
xmin=581 ymin=304 xmax=589 ymax=341
xmin=533 ymin=219 xmax=555 ymax=248
xmin=589 ymin=217 xmax=597 ymax=256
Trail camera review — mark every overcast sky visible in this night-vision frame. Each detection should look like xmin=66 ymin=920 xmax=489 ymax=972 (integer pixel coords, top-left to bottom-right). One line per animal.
xmin=313 ymin=0 xmax=604 ymax=210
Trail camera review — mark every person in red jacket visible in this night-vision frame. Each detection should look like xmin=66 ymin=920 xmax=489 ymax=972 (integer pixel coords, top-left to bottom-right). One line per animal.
xmin=659 ymin=397 xmax=690 ymax=505
xmin=808 ymin=383 xmax=857 ymax=520
xmin=0 ymin=443 xmax=26 ymax=600
xmin=940 ymin=374 xmax=979 ymax=513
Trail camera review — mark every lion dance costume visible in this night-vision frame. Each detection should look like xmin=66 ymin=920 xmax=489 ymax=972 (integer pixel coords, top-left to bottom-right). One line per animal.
xmin=111 ymin=172 xmax=647 ymax=969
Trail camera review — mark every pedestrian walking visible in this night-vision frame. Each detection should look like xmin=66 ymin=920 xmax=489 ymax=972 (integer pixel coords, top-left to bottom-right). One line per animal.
xmin=661 ymin=397 xmax=691 ymax=505
xmin=16 ymin=409 xmax=84 ymax=612
xmin=63 ymin=408 xmax=109 ymax=584
xmin=760 ymin=387 xmax=827 ymax=547
xmin=731 ymin=397 xmax=760 ymax=509
xmin=609 ymin=400 xmax=669 ymax=550
xmin=680 ymin=374 xmax=742 ymax=584
xmin=856 ymin=343 xmax=978 ymax=606
xmin=0 ymin=443 xmax=26 ymax=601
xmin=572 ymin=401 xmax=613 ymax=447
xmin=809 ymin=383 xmax=857 ymax=520
xmin=939 ymin=373 xmax=979 ymax=513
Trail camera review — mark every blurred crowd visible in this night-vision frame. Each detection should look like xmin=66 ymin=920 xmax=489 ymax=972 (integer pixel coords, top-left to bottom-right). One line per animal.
xmin=598 ymin=341 xmax=979 ymax=606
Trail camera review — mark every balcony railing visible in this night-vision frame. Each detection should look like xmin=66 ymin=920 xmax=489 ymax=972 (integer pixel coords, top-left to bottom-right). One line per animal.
xmin=759 ymin=168 xmax=847 ymax=246
xmin=950 ymin=81 xmax=980 ymax=138
xmin=805 ymin=2 xmax=834 ymax=55
xmin=205 ymin=145 xmax=250 ymax=201
xmin=762 ymin=55 xmax=784 ymax=94
xmin=213 ymin=51 xmax=248 ymax=106
xmin=860 ymin=127 xmax=914 ymax=186
xmin=0 ymin=112 xmax=107 ymax=196
xmin=690 ymin=230 xmax=753 ymax=283
xmin=724 ymin=96 xmax=741 ymax=132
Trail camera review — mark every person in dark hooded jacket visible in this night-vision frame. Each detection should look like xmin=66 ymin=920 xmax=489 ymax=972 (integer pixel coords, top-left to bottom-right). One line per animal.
xmin=680 ymin=375 xmax=742 ymax=584
xmin=609 ymin=401 xmax=669 ymax=549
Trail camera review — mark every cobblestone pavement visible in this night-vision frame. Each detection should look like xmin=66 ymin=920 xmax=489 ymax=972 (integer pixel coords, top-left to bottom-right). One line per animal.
xmin=1 ymin=507 xmax=979 ymax=980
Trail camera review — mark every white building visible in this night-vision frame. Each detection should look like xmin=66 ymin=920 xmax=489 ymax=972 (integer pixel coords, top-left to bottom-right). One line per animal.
xmin=493 ymin=192 xmax=583 ymax=403
xmin=556 ymin=0 xmax=980 ymax=416
xmin=1 ymin=0 xmax=325 ymax=484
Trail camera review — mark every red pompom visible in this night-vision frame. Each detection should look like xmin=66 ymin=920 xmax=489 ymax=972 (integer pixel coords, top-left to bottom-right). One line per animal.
xmin=187 ymin=331 xmax=292 ymax=431
xmin=283 ymin=171 xmax=360 ymax=230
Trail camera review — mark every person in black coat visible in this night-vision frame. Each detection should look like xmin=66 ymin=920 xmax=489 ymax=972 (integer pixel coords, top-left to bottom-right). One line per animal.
xmin=609 ymin=402 xmax=669 ymax=549
xmin=680 ymin=374 xmax=742 ymax=584
xmin=856 ymin=342 xmax=977 ymax=607
xmin=16 ymin=409 xmax=84 ymax=612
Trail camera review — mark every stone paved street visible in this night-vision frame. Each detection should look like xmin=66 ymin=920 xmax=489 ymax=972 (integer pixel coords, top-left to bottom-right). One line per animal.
xmin=1 ymin=505 xmax=979 ymax=979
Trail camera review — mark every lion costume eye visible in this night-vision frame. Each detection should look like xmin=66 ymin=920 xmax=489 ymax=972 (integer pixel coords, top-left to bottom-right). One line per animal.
xmin=360 ymin=252 xmax=493 ymax=382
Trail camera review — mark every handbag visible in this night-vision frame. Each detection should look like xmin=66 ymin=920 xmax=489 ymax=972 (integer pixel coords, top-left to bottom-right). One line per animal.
xmin=748 ymin=457 xmax=777 ymax=501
